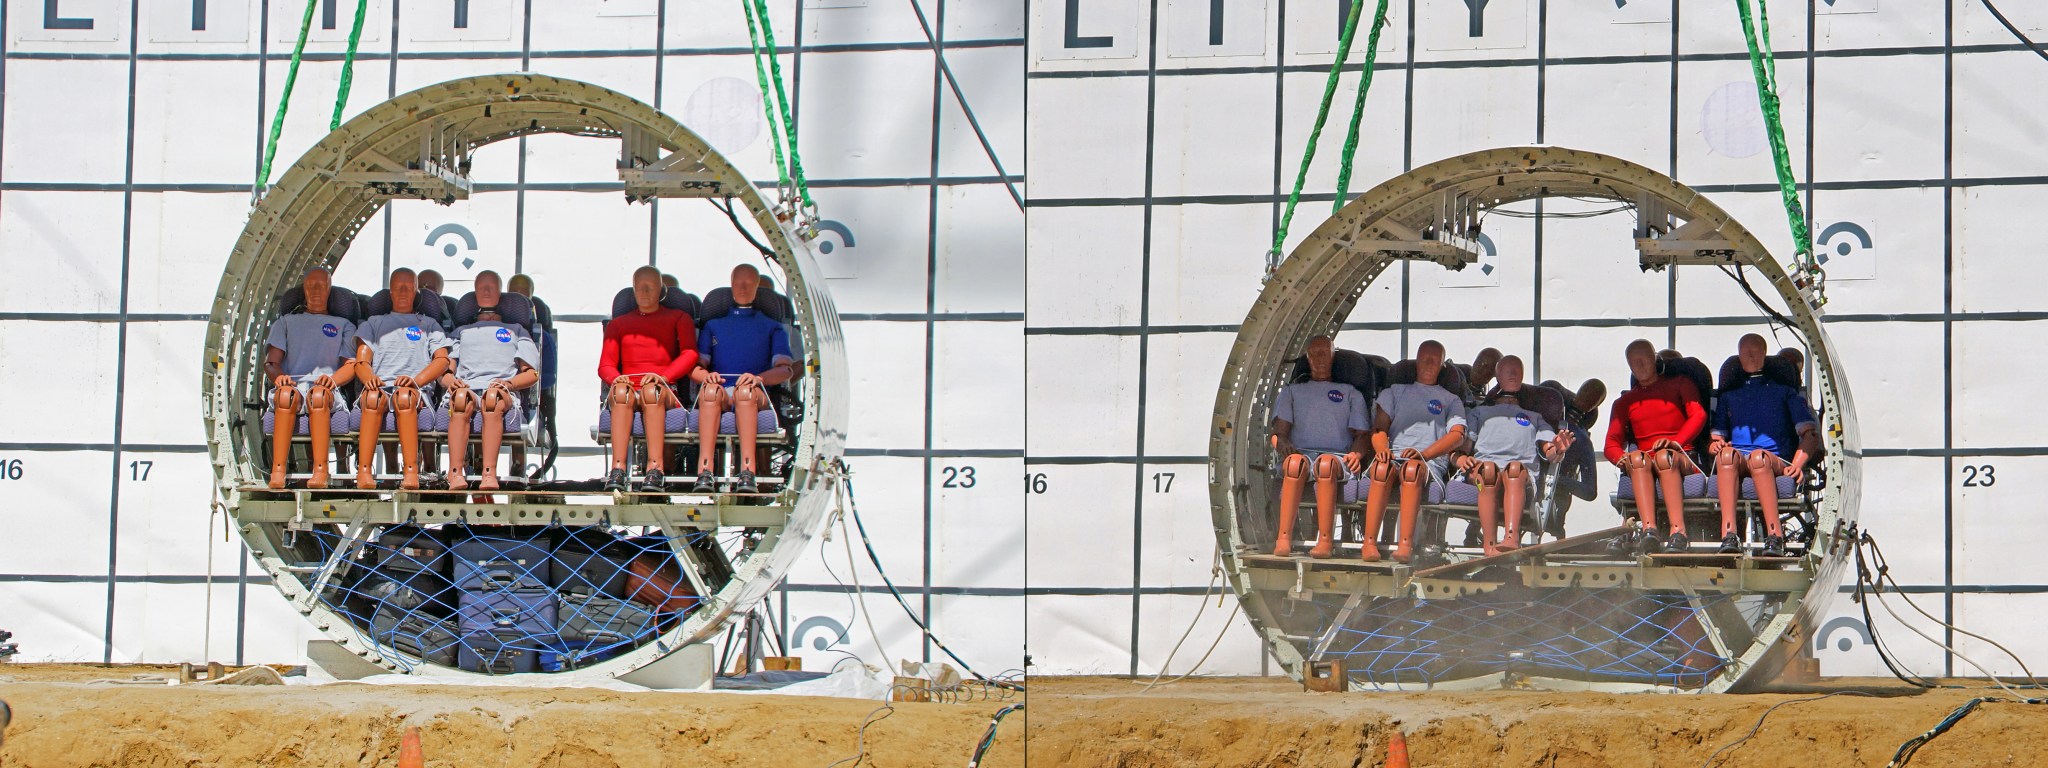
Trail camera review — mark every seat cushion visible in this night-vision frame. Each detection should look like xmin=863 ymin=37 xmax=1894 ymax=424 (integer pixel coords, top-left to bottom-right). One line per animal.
xmin=716 ymin=410 xmax=780 ymax=435
xmin=593 ymin=408 xmax=694 ymax=437
xmin=1343 ymin=474 xmax=1446 ymax=505
xmin=262 ymin=409 xmax=352 ymax=436
xmin=1441 ymin=479 xmax=1481 ymax=506
xmin=351 ymin=407 xmax=444 ymax=433
xmin=1741 ymin=474 xmax=1800 ymax=500
xmin=1615 ymin=473 xmax=1711 ymax=501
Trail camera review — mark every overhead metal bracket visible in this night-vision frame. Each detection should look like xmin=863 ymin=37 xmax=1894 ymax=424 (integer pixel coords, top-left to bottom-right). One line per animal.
xmin=619 ymin=124 xmax=726 ymax=201
xmin=333 ymin=119 xmax=473 ymax=204
xmin=1636 ymin=216 xmax=1747 ymax=270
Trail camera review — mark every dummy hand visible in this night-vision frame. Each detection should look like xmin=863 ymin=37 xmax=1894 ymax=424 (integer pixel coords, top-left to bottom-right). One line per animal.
xmin=1343 ymin=452 xmax=1365 ymax=474
xmin=736 ymin=373 xmax=764 ymax=391
xmin=1400 ymin=448 xmax=1424 ymax=461
xmin=1783 ymin=459 xmax=1806 ymax=479
xmin=274 ymin=375 xmax=295 ymax=389
xmin=312 ymin=374 xmax=336 ymax=389
xmin=392 ymin=375 xmax=415 ymax=389
xmin=1456 ymin=455 xmax=1479 ymax=473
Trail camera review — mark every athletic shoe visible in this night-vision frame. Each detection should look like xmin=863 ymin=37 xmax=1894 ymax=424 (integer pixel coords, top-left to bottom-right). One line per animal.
xmin=1762 ymin=535 xmax=1787 ymax=557
xmin=1608 ymin=529 xmax=1637 ymax=556
xmin=692 ymin=472 xmax=717 ymax=493
xmin=1638 ymin=531 xmax=1666 ymax=555
xmin=639 ymin=469 xmax=666 ymax=493
xmin=1667 ymin=532 xmax=1691 ymax=552
xmin=604 ymin=469 xmax=629 ymax=493
xmin=734 ymin=469 xmax=758 ymax=494
xmin=1719 ymin=534 xmax=1743 ymax=555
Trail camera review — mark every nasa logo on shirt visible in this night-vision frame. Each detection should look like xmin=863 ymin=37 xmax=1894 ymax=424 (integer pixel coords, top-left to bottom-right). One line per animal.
xmin=1514 ymin=413 xmax=1532 ymax=427
xmin=1427 ymin=399 xmax=1444 ymax=415
xmin=1326 ymin=389 xmax=1345 ymax=403
xmin=494 ymin=327 xmax=513 ymax=343
xmin=321 ymin=323 xmax=339 ymax=338
xmin=404 ymin=326 xmax=423 ymax=342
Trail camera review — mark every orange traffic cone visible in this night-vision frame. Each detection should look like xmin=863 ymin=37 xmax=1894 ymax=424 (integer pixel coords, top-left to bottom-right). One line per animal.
xmin=398 ymin=727 xmax=424 ymax=768
xmin=1386 ymin=728 xmax=1409 ymax=768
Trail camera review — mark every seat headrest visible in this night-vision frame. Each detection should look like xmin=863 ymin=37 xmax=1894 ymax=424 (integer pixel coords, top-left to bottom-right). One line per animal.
xmin=365 ymin=288 xmax=448 ymax=320
xmin=275 ymin=285 xmax=364 ymax=321
xmin=451 ymin=291 xmax=535 ymax=330
xmin=1388 ymin=359 xmax=1470 ymax=401
xmin=701 ymin=286 xmax=793 ymax=324
xmin=1633 ymin=355 xmax=1714 ymax=399
xmin=610 ymin=286 xmax=701 ymax=320
xmin=1717 ymin=354 xmax=1802 ymax=392
xmin=1484 ymin=383 xmax=1566 ymax=431
xmin=1287 ymin=349 xmax=1391 ymax=398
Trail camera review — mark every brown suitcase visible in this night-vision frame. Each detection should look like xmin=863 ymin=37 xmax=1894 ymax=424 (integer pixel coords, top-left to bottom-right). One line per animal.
xmin=623 ymin=553 xmax=700 ymax=615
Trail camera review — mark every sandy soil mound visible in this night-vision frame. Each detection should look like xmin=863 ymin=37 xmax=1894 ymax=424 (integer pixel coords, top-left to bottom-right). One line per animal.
xmin=1024 ymin=676 xmax=2044 ymax=767
xmin=0 ymin=665 xmax=1022 ymax=767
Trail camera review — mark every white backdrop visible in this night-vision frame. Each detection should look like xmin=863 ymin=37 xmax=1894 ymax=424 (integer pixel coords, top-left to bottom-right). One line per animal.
xmin=0 ymin=0 xmax=1024 ymax=677
xmin=1024 ymin=0 xmax=2048 ymax=679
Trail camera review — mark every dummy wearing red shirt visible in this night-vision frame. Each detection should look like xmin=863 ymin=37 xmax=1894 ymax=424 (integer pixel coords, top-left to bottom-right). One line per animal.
xmin=1603 ymin=339 xmax=1707 ymax=550
xmin=599 ymin=265 xmax=700 ymax=492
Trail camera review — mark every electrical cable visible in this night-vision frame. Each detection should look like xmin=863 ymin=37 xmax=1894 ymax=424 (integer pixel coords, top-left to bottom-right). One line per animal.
xmin=824 ymin=703 xmax=894 ymax=768
xmin=711 ymin=196 xmax=777 ymax=258
xmin=835 ymin=460 xmax=1021 ymax=690
xmin=1697 ymin=691 xmax=1874 ymax=768
xmin=966 ymin=704 xmax=1023 ymax=768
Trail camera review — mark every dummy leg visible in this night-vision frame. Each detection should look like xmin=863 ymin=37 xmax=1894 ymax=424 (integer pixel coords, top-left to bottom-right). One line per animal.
xmin=1392 ymin=460 xmax=1427 ymax=563
xmin=1715 ymin=447 xmax=1741 ymax=538
xmin=697 ymin=385 xmax=726 ymax=484
xmin=1501 ymin=461 xmax=1528 ymax=550
xmin=1360 ymin=457 xmax=1394 ymax=562
xmin=1274 ymin=453 xmax=1309 ymax=557
xmin=642 ymin=381 xmax=670 ymax=473
xmin=1653 ymin=449 xmax=1688 ymax=538
xmin=269 ymin=384 xmax=303 ymax=489
xmin=357 ymin=387 xmax=388 ymax=489
xmin=736 ymin=383 xmax=765 ymax=473
xmin=1748 ymin=450 xmax=1788 ymax=538
xmin=447 ymin=389 xmax=475 ymax=491
xmin=394 ymin=386 xmax=422 ymax=490
xmin=307 ymin=385 xmax=334 ymax=489
xmin=1625 ymin=451 xmax=1659 ymax=535
xmin=479 ymin=389 xmax=507 ymax=491
xmin=1309 ymin=454 xmax=1342 ymax=559
xmin=1475 ymin=462 xmax=1502 ymax=556
xmin=609 ymin=380 xmax=636 ymax=472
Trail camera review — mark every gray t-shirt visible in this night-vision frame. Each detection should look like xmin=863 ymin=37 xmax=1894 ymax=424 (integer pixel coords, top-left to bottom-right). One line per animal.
xmin=1274 ymin=380 xmax=1369 ymax=454
xmin=1375 ymin=382 xmax=1468 ymax=454
xmin=264 ymin=313 xmax=356 ymax=383
xmin=355 ymin=313 xmax=450 ymax=380
xmin=1468 ymin=402 xmax=1558 ymax=472
xmin=449 ymin=321 xmax=540 ymax=390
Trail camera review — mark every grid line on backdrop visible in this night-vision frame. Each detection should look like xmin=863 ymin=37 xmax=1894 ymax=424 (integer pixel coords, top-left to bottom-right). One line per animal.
xmin=1021 ymin=0 xmax=2024 ymax=677
xmin=0 ymin=2 xmax=1022 ymax=670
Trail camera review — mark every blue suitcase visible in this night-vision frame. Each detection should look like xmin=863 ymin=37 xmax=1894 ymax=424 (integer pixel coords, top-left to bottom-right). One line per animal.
xmin=357 ymin=570 xmax=456 ymax=617
xmin=457 ymin=631 xmax=539 ymax=675
xmin=557 ymin=592 xmax=659 ymax=644
xmin=458 ymin=588 xmax=559 ymax=638
xmin=452 ymin=538 xmax=549 ymax=591
xmin=372 ymin=607 xmax=459 ymax=666
xmin=551 ymin=547 xmax=631 ymax=598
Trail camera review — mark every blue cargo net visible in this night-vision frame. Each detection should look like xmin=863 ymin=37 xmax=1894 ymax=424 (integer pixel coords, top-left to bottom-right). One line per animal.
xmin=307 ymin=524 xmax=711 ymax=674
xmin=1318 ymin=586 xmax=1749 ymax=690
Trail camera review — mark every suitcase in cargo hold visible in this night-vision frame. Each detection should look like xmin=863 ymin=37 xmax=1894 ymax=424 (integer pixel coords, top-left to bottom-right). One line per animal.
xmin=452 ymin=538 xmax=549 ymax=590
xmin=557 ymin=592 xmax=659 ymax=643
xmin=357 ymin=570 xmax=455 ymax=615
xmin=372 ymin=607 xmax=459 ymax=666
xmin=551 ymin=547 xmax=630 ymax=597
xmin=375 ymin=526 xmax=448 ymax=574
xmin=624 ymin=551 xmax=701 ymax=615
xmin=458 ymin=632 xmax=539 ymax=674
xmin=458 ymin=588 xmax=560 ymax=637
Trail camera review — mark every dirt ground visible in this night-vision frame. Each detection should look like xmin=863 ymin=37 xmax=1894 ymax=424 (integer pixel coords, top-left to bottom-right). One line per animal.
xmin=0 ymin=665 xmax=1023 ymax=768
xmin=1024 ymin=675 xmax=2046 ymax=768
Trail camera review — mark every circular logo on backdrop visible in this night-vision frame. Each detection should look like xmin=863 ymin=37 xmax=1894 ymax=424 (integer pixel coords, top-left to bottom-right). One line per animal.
xmin=494 ymin=327 xmax=513 ymax=343
xmin=1427 ymin=399 xmax=1444 ymax=415
xmin=404 ymin=326 xmax=423 ymax=341
xmin=682 ymin=77 xmax=765 ymax=156
xmin=1700 ymin=81 xmax=1768 ymax=159
xmin=1326 ymin=389 xmax=1345 ymax=403
xmin=320 ymin=323 xmax=339 ymax=338
xmin=1515 ymin=414 xmax=1532 ymax=427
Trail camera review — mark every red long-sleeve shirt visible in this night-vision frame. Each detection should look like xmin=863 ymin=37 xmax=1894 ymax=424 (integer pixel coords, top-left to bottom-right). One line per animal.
xmin=1603 ymin=374 xmax=1707 ymax=464
xmin=599 ymin=307 xmax=699 ymax=384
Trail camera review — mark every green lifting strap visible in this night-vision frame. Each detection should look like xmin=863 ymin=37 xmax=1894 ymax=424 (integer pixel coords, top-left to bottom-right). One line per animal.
xmin=1735 ymin=0 xmax=1813 ymax=261
xmin=330 ymin=0 xmax=372 ymax=131
xmin=1268 ymin=0 xmax=1386 ymax=269
xmin=741 ymin=0 xmax=815 ymax=215
xmin=253 ymin=0 xmax=320 ymax=198
xmin=1332 ymin=1 xmax=1393 ymax=214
